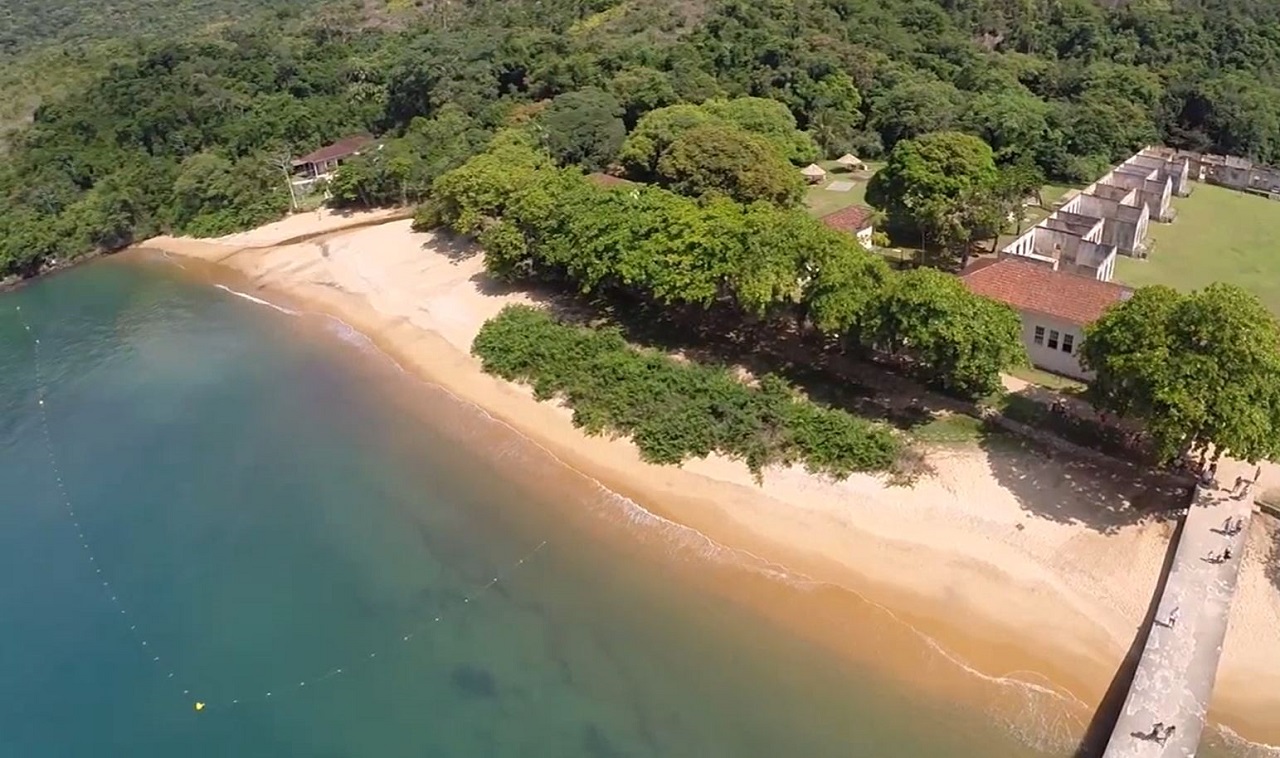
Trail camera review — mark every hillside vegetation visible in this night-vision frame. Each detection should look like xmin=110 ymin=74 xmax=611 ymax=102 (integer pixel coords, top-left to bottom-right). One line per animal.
xmin=6 ymin=0 xmax=1280 ymax=273
xmin=0 ymin=0 xmax=304 ymax=59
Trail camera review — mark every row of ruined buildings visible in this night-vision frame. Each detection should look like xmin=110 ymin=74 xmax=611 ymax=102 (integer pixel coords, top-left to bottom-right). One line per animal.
xmin=995 ymin=146 xmax=1280 ymax=286
xmin=999 ymin=146 xmax=1193 ymax=282
xmin=962 ymin=147 xmax=1200 ymax=381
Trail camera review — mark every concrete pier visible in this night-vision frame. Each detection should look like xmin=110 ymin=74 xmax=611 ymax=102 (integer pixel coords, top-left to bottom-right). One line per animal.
xmin=1103 ymin=464 xmax=1256 ymax=757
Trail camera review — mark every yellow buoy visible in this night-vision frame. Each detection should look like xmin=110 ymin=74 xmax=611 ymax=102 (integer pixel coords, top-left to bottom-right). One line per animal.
xmin=194 ymin=702 xmax=206 ymax=712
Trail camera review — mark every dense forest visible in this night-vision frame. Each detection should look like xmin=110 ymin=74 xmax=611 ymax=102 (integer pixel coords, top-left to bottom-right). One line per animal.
xmin=0 ymin=0 xmax=306 ymax=59
xmin=7 ymin=0 xmax=1280 ymax=274
xmin=7 ymin=0 xmax=1280 ymax=276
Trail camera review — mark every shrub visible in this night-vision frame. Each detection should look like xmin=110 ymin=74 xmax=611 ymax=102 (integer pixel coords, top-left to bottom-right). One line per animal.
xmin=472 ymin=305 xmax=904 ymax=480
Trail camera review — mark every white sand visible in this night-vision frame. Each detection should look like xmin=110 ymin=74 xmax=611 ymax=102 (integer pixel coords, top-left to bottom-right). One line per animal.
xmin=141 ymin=214 xmax=1280 ymax=742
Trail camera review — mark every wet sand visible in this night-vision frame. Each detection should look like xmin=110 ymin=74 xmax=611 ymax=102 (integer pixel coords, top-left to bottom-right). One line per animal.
xmin=134 ymin=211 xmax=1280 ymax=749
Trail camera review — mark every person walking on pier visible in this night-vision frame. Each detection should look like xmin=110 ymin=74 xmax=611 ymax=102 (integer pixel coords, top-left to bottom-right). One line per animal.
xmin=1167 ymin=606 xmax=1180 ymax=627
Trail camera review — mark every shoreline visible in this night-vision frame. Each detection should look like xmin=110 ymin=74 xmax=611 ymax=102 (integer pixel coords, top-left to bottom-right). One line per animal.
xmin=130 ymin=209 xmax=1280 ymax=749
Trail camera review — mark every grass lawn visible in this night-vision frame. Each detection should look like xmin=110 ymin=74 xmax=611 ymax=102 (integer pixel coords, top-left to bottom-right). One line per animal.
xmin=1115 ymin=183 xmax=1280 ymax=313
xmin=803 ymin=160 xmax=882 ymax=218
xmin=1007 ymin=365 xmax=1086 ymax=393
xmin=910 ymin=412 xmax=987 ymax=444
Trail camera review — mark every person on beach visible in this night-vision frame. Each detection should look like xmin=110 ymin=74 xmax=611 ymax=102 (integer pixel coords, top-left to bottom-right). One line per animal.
xmin=1221 ymin=516 xmax=1233 ymax=532
xmin=1223 ymin=547 xmax=1232 ymax=561
xmin=1167 ymin=606 xmax=1180 ymax=627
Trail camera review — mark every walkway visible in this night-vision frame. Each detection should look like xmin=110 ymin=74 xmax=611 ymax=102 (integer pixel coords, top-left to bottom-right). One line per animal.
xmin=1102 ymin=462 xmax=1257 ymax=757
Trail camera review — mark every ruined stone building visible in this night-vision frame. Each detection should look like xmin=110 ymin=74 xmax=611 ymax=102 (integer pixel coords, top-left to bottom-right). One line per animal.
xmin=1146 ymin=147 xmax=1280 ymax=196
xmin=999 ymin=146 xmax=1191 ymax=282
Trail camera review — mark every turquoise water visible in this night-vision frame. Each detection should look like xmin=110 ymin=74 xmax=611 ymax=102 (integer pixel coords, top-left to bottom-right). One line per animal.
xmin=0 ymin=262 xmax=1256 ymax=757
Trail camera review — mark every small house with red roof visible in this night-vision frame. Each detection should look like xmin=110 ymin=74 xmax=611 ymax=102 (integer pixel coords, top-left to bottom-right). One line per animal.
xmin=291 ymin=135 xmax=377 ymax=184
xmin=820 ymin=204 xmax=877 ymax=248
xmin=961 ymin=257 xmax=1133 ymax=380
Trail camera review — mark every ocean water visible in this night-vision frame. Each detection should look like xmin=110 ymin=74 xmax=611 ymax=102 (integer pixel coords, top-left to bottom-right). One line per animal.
xmin=0 ymin=261 xmax=1258 ymax=757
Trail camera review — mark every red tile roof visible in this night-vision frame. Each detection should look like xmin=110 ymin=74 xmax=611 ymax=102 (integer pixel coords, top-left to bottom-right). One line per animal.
xmin=960 ymin=258 xmax=1132 ymax=325
xmin=820 ymin=204 xmax=876 ymax=233
xmin=293 ymin=135 xmax=375 ymax=166
xmin=587 ymin=172 xmax=634 ymax=188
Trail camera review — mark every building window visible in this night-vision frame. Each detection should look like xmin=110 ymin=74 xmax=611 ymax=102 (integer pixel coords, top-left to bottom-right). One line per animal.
xmin=1033 ymin=326 xmax=1045 ymax=345
xmin=1047 ymin=330 xmax=1060 ymax=350
xmin=1061 ymin=334 xmax=1075 ymax=354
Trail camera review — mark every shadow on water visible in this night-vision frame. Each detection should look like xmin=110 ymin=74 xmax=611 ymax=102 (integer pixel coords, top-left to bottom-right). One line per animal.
xmin=1072 ymin=507 xmax=1188 ymax=757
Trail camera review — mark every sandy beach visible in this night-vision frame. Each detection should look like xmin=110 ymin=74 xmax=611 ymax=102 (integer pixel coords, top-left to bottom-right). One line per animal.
xmin=139 ymin=210 xmax=1280 ymax=748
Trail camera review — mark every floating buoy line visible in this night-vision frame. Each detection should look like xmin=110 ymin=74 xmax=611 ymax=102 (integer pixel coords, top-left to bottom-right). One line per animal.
xmin=14 ymin=305 xmax=548 ymax=714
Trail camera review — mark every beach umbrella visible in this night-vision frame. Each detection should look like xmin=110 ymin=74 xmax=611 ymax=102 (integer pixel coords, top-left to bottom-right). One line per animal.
xmin=801 ymin=163 xmax=827 ymax=183
xmin=836 ymin=154 xmax=865 ymax=171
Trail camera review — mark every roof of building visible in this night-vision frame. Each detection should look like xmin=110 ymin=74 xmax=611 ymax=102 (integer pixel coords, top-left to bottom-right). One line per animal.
xmin=800 ymin=163 xmax=827 ymax=176
xmin=587 ymin=172 xmax=634 ymax=188
xmin=293 ymin=135 xmax=375 ymax=166
xmin=820 ymin=204 xmax=876 ymax=233
xmin=960 ymin=257 xmax=1133 ymax=325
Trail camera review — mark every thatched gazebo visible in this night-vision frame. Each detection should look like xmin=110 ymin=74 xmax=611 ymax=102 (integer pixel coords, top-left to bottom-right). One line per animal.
xmin=801 ymin=163 xmax=827 ymax=184
xmin=836 ymin=153 xmax=865 ymax=171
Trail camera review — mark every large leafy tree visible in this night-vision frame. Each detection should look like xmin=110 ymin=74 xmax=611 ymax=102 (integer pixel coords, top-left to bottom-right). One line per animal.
xmin=702 ymin=97 xmax=819 ymax=164
xmin=1082 ymin=284 xmax=1280 ymax=464
xmin=330 ymin=105 xmax=491 ymax=208
xmin=866 ymin=131 xmax=1000 ymax=248
xmin=619 ymin=98 xmax=818 ymax=180
xmin=608 ymin=66 xmax=677 ymax=129
xmin=655 ymin=123 xmax=805 ymax=206
xmin=864 ymin=268 xmax=1027 ymax=397
xmin=537 ymin=87 xmax=626 ymax=171
xmin=618 ymin=104 xmax=718 ymax=178
xmin=867 ymin=73 xmax=964 ymax=149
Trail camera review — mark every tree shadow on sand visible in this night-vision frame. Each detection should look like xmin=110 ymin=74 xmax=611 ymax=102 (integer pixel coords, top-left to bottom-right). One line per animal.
xmin=583 ymin=296 xmax=977 ymax=435
xmin=423 ymin=231 xmax=481 ymax=263
xmin=977 ymin=432 xmax=1194 ymax=535
xmin=467 ymin=271 xmax=589 ymax=322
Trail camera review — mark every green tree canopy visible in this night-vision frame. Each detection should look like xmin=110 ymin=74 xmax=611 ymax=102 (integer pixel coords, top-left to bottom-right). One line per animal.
xmin=618 ymin=103 xmax=718 ymax=178
xmin=1082 ymin=284 xmax=1280 ymax=464
xmin=655 ymin=123 xmax=805 ymax=206
xmin=618 ymin=98 xmax=818 ymax=180
xmin=866 ymin=131 xmax=999 ymax=244
xmin=430 ymin=140 xmax=1020 ymax=398
xmin=702 ymin=97 xmax=819 ymax=164
xmin=537 ymin=87 xmax=626 ymax=171
xmin=865 ymin=268 xmax=1027 ymax=397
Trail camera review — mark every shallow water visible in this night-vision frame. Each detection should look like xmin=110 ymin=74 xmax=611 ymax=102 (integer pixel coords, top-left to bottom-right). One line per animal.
xmin=0 ymin=262 xmax=1259 ymax=757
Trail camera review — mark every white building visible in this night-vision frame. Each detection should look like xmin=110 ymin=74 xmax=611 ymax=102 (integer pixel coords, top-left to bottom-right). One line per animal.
xmin=961 ymin=258 xmax=1133 ymax=380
